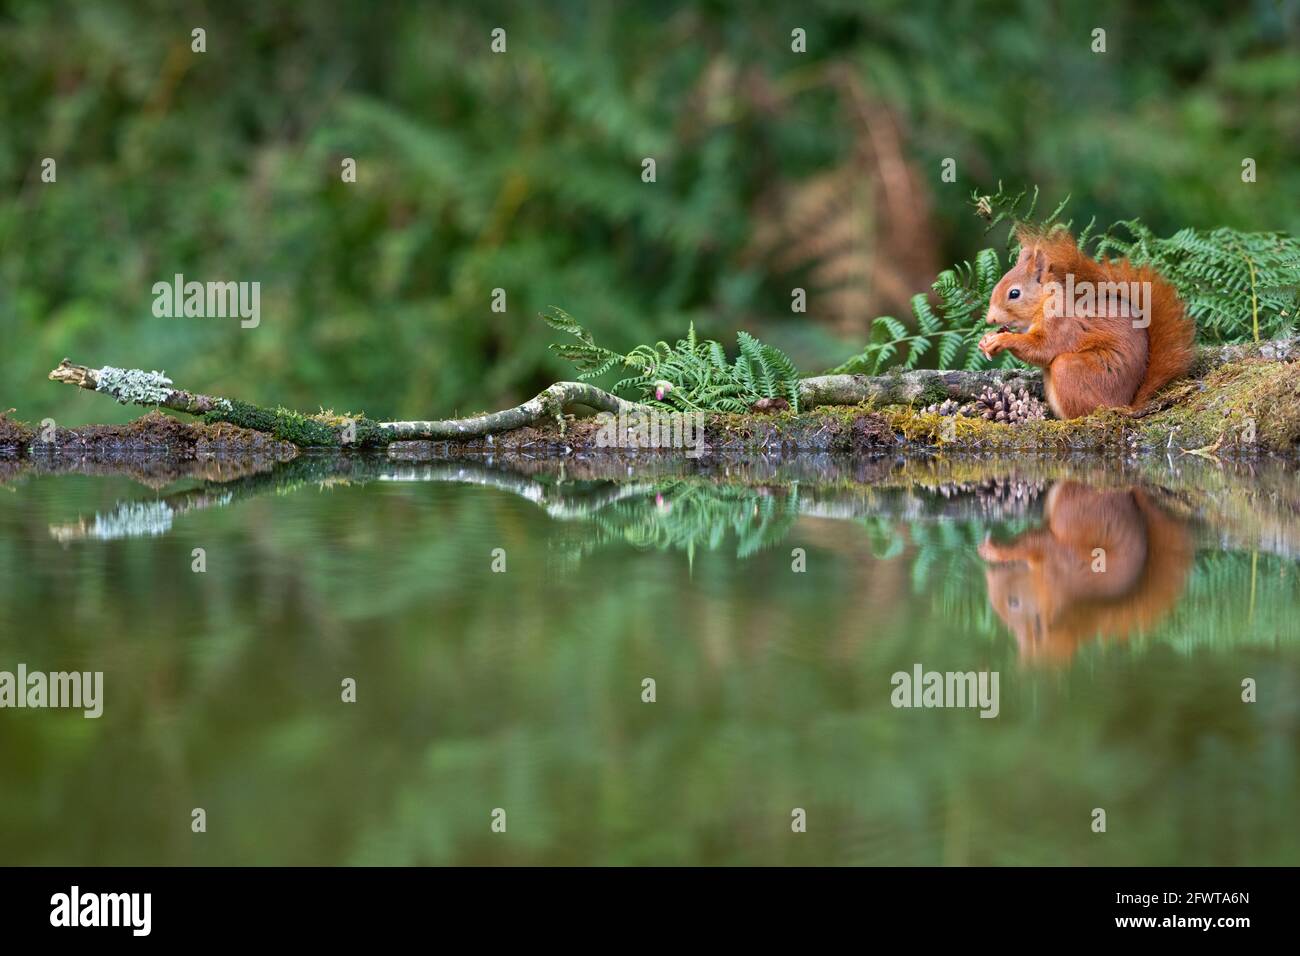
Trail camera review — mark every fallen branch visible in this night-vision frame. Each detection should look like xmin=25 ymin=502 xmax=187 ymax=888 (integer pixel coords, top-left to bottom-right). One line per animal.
xmin=49 ymin=361 xmax=232 ymax=415
xmin=49 ymin=359 xmax=651 ymax=446
xmin=800 ymin=337 xmax=1298 ymax=407
xmin=49 ymin=358 xmax=1042 ymax=444
xmin=799 ymin=368 xmax=1042 ymax=406
xmin=45 ymin=336 xmax=1298 ymax=449
xmin=380 ymin=382 xmax=652 ymax=440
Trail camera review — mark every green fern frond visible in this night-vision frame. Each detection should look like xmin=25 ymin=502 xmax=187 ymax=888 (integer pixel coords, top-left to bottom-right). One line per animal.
xmin=544 ymin=312 xmax=802 ymax=412
xmin=835 ymin=186 xmax=1300 ymax=375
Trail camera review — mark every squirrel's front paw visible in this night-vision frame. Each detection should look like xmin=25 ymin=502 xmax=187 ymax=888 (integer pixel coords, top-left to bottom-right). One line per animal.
xmin=978 ymin=332 xmax=1008 ymax=357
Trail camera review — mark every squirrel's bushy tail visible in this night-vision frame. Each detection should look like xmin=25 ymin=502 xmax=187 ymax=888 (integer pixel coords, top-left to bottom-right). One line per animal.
xmin=1125 ymin=263 xmax=1196 ymax=408
xmin=1014 ymin=226 xmax=1196 ymax=409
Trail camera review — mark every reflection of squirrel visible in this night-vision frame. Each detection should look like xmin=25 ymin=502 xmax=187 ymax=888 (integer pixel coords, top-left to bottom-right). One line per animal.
xmin=978 ymin=482 xmax=1193 ymax=663
xmin=977 ymin=229 xmax=1196 ymax=419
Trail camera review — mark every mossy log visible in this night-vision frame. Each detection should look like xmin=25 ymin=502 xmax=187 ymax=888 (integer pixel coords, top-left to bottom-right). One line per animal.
xmin=49 ymin=359 xmax=651 ymax=447
xmin=798 ymin=368 xmax=1042 ymax=406
xmin=41 ymin=338 xmax=1300 ymax=455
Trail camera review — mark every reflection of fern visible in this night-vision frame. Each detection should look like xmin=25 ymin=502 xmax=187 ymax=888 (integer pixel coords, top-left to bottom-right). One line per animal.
xmin=859 ymin=516 xmax=1034 ymax=586
xmin=858 ymin=512 xmax=1044 ymax=641
xmin=543 ymin=307 xmax=801 ymax=412
xmin=581 ymin=481 xmax=800 ymax=560
xmin=832 ymin=183 xmax=1300 ymax=374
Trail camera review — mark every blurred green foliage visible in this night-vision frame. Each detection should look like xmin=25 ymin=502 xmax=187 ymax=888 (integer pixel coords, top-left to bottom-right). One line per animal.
xmin=2 ymin=0 xmax=1297 ymax=423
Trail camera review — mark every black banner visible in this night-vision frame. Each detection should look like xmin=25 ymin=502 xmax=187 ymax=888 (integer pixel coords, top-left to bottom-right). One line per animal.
xmin=0 ymin=866 xmax=1282 ymax=941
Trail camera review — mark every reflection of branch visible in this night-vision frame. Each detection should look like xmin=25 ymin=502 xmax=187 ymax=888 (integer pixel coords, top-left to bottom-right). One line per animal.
xmin=50 ymin=492 xmax=233 ymax=542
xmin=44 ymin=457 xmax=665 ymax=541
xmin=29 ymin=450 xmax=1300 ymax=561
xmin=18 ymin=451 xmax=281 ymax=489
xmin=379 ymin=463 xmax=655 ymax=519
xmin=1180 ymin=432 xmax=1225 ymax=461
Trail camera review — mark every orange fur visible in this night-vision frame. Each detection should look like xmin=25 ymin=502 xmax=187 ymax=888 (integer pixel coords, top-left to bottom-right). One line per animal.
xmin=978 ymin=483 xmax=1194 ymax=664
xmin=978 ymin=228 xmax=1196 ymax=418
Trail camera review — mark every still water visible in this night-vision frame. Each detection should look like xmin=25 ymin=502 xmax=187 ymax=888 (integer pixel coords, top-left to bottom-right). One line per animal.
xmin=1 ymin=452 xmax=1297 ymax=865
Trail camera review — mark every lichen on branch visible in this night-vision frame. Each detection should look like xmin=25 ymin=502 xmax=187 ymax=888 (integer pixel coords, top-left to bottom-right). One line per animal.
xmin=95 ymin=366 xmax=181 ymax=406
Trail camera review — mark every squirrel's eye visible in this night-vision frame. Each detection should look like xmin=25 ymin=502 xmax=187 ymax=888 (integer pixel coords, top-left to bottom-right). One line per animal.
xmin=1008 ymin=288 xmax=1021 ymax=300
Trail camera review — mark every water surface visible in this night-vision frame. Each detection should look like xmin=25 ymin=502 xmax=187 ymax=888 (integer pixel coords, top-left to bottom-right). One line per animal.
xmin=1 ymin=452 xmax=1296 ymax=865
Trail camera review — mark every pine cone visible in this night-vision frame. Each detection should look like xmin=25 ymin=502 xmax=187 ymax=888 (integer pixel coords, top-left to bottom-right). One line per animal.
xmin=973 ymin=384 xmax=1048 ymax=425
xmin=933 ymin=479 xmax=978 ymax=498
xmin=922 ymin=398 xmax=963 ymax=417
xmin=750 ymin=397 xmax=790 ymax=414
xmin=975 ymin=477 xmax=1047 ymax=511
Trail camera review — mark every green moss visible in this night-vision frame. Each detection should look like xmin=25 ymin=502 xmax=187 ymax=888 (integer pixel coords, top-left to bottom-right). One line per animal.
xmin=1131 ymin=360 xmax=1300 ymax=453
xmin=880 ymin=406 xmax=1131 ymax=452
xmin=205 ymin=400 xmax=392 ymax=447
xmin=916 ymin=380 xmax=952 ymax=408
xmin=866 ymin=359 xmax=1299 ymax=455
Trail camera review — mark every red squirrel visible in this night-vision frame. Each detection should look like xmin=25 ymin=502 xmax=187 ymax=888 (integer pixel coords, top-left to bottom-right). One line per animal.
xmin=978 ymin=481 xmax=1193 ymax=664
xmin=977 ymin=228 xmax=1196 ymax=419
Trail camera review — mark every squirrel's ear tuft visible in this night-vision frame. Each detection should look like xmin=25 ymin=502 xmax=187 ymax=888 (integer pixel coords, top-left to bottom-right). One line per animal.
xmin=1036 ymin=230 xmax=1081 ymax=281
xmin=1014 ymin=224 xmax=1042 ymax=250
xmin=1032 ymin=249 xmax=1047 ymax=282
